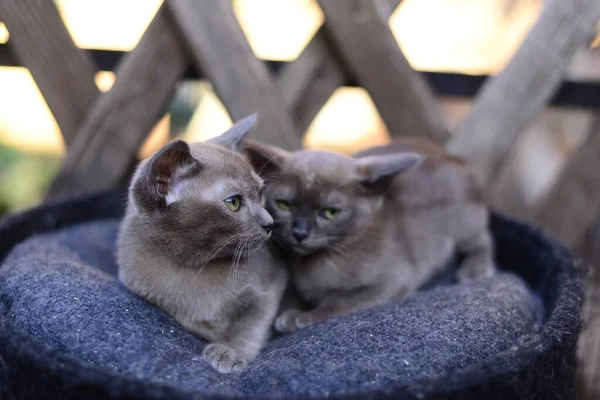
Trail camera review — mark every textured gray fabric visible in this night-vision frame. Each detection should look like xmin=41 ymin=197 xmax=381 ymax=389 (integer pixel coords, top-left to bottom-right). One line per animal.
xmin=0 ymin=219 xmax=544 ymax=398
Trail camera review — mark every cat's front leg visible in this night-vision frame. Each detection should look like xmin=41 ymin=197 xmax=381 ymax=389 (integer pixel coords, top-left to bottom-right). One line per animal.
xmin=272 ymin=283 xmax=307 ymax=334
xmin=203 ymin=293 xmax=279 ymax=374
xmin=275 ymin=285 xmax=388 ymax=332
xmin=456 ymin=230 xmax=495 ymax=281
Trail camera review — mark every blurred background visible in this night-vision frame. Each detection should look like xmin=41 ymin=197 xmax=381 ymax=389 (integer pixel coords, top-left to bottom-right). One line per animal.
xmin=1 ymin=0 xmax=600 ymax=397
xmin=1 ymin=0 xmax=598 ymax=217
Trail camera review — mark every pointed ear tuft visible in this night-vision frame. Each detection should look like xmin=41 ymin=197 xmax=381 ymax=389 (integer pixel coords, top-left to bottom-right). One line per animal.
xmin=356 ymin=153 xmax=425 ymax=193
xmin=207 ymin=113 xmax=258 ymax=151
xmin=241 ymin=139 xmax=290 ymax=176
xmin=134 ymin=140 xmax=201 ymax=210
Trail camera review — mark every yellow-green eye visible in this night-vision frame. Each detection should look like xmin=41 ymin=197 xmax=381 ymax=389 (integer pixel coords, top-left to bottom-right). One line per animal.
xmin=276 ymin=199 xmax=293 ymax=211
xmin=321 ymin=207 xmax=341 ymax=220
xmin=224 ymin=195 xmax=241 ymax=212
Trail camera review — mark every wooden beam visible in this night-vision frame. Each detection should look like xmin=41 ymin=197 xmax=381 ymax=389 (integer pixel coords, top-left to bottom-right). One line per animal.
xmin=534 ymin=115 xmax=600 ymax=247
xmin=447 ymin=0 xmax=600 ymax=186
xmin=168 ymin=0 xmax=302 ymax=150
xmin=0 ymin=45 xmax=16 ymax=66
xmin=278 ymin=0 xmax=402 ymax=134
xmin=0 ymin=0 xmax=99 ymax=145
xmin=277 ymin=28 xmax=346 ymax=135
xmin=4 ymin=44 xmax=600 ymax=109
xmin=316 ymin=0 xmax=449 ymax=143
xmin=48 ymin=7 xmax=188 ymax=198
xmin=374 ymin=0 xmax=403 ymax=18
xmin=487 ymin=170 xmax=531 ymax=221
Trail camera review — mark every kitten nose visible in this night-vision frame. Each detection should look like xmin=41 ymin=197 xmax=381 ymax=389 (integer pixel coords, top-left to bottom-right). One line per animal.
xmin=292 ymin=228 xmax=308 ymax=242
xmin=262 ymin=222 xmax=273 ymax=234
xmin=258 ymin=207 xmax=274 ymax=234
xmin=291 ymin=218 xmax=309 ymax=242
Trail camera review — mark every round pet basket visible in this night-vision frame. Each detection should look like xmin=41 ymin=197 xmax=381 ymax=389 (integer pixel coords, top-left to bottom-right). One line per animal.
xmin=0 ymin=189 xmax=584 ymax=400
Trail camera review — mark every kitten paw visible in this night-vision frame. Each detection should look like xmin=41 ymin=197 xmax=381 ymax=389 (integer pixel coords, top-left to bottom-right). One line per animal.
xmin=202 ymin=343 xmax=248 ymax=373
xmin=294 ymin=312 xmax=316 ymax=329
xmin=456 ymin=259 xmax=495 ymax=282
xmin=275 ymin=309 xmax=302 ymax=333
xmin=275 ymin=309 xmax=316 ymax=332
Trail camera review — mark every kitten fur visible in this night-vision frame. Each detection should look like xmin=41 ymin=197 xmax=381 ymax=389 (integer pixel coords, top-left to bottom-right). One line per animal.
xmin=243 ymin=137 xmax=495 ymax=333
xmin=117 ymin=115 xmax=287 ymax=373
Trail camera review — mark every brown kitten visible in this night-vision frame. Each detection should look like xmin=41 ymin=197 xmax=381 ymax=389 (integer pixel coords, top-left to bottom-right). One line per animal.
xmin=117 ymin=115 xmax=288 ymax=373
xmin=243 ymin=138 xmax=495 ymax=333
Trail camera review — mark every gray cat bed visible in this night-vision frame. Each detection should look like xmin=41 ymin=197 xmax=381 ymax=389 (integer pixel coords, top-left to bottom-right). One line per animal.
xmin=0 ymin=189 xmax=583 ymax=399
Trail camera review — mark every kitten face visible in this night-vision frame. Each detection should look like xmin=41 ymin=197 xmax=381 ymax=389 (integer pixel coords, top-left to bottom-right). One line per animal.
xmin=264 ymin=154 xmax=375 ymax=255
xmin=244 ymin=142 xmax=424 ymax=256
xmin=130 ymin=115 xmax=274 ymax=265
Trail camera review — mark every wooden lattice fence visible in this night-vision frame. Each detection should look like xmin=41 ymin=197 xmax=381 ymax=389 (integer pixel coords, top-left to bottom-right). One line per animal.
xmin=1 ymin=0 xmax=600 ymax=397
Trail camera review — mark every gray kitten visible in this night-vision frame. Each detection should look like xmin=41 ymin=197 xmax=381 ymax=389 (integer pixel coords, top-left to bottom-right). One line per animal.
xmin=243 ymin=138 xmax=495 ymax=333
xmin=117 ymin=115 xmax=287 ymax=373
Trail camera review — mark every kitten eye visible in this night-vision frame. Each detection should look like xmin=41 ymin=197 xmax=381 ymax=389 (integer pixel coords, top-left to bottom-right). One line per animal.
xmin=320 ymin=207 xmax=341 ymax=220
xmin=276 ymin=199 xmax=293 ymax=211
xmin=224 ymin=195 xmax=242 ymax=212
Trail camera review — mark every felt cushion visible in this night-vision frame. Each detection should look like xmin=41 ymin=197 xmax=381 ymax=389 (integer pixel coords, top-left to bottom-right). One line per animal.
xmin=0 ymin=189 xmax=584 ymax=400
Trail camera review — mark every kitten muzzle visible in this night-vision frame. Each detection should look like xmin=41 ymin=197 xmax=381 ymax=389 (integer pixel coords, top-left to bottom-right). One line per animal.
xmin=291 ymin=218 xmax=310 ymax=243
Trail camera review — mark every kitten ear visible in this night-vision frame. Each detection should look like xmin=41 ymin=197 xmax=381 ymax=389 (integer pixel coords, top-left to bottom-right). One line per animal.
xmin=242 ymin=139 xmax=290 ymax=176
xmin=135 ymin=140 xmax=201 ymax=210
xmin=207 ymin=113 xmax=257 ymax=151
xmin=356 ymin=153 xmax=425 ymax=193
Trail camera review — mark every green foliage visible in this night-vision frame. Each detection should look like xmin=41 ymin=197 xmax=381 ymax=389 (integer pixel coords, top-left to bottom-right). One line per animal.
xmin=0 ymin=144 xmax=60 ymax=218
xmin=0 ymin=145 xmax=21 ymax=171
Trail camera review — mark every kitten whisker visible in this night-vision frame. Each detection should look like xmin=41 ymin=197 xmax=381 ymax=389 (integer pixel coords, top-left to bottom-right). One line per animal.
xmin=196 ymin=234 xmax=242 ymax=278
xmin=241 ymin=240 xmax=251 ymax=289
xmin=327 ymin=242 xmax=367 ymax=263
xmin=257 ymin=156 xmax=283 ymax=176
xmin=270 ymin=234 xmax=291 ymax=251
xmin=245 ymin=241 xmax=251 ymax=272
xmin=261 ymin=173 xmax=290 ymax=185
xmin=235 ymin=240 xmax=246 ymax=288
xmin=326 ymin=245 xmax=353 ymax=263
xmin=231 ymin=238 xmax=249 ymax=290
xmin=228 ymin=241 xmax=244 ymax=284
